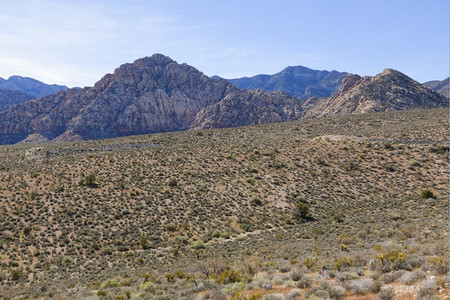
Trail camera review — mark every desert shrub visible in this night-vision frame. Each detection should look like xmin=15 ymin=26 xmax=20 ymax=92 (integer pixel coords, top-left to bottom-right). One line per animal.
xmin=140 ymin=281 xmax=156 ymax=293
xmin=378 ymin=287 xmax=395 ymax=300
xmin=262 ymin=294 xmax=285 ymax=300
xmin=380 ymin=270 xmax=405 ymax=284
xmin=216 ymin=269 xmax=242 ymax=284
xmin=174 ymin=269 xmax=186 ymax=279
xmin=304 ymin=257 xmax=318 ymax=269
xmin=334 ymin=256 xmax=354 ymax=270
xmin=370 ymin=280 xmax=382 ymax=293
xmin=211 ymin=230 xmax=221 ymax=238
xmin=100 ymin=278 xmax=120 ymax=289
xmin=286 ymin=289 xmax=301 ymax=300
xmin=251 ymin=196 xmax=263 ymax=206
xmin=293 ymin=202 xmax=311 ymax=220
xmin=421 ymin=189 xmax=434 ymax=199
xmin=219 ymin=231 xmax=230 ymax=239
xmin=11 ymin=269 xmax=22 ymax=281
xmin=253 ymin=277 xmax=272 ymax=289
xmin=168 ymin=178 xmax=178 ymax=187
xmin=277 ymin=262 xmax=291 ymax=273
xmin=375 ymin=247 xmax=408 ymax=271
xmin=333 ymin=212 xmax=344 ymax=223
xmin=198 ymin=260 xmax=227 ymax=277
xmin=222 ymin=281 xmax=246 ymax=294
xmin=328 ymin=285 xmax=345 ymax=299
xmin=399 ymin=270 xmax=425 ymax=285
xmin=62 ymin=255 xmax=73 ymax=265
xmin=305 ymin=286 xmax=327 ymax=298
xmin=164 ymin=273 xmax=175 ymax=283
xmin=193 ymin=240 xmax=205 ymax=250
xmin=140 ymin=235 xmax=149 ymax=249
xmin=420 ymin=277 xmax=437 ymax=289
xmin=348 ymin=278 xmax=374 ymax=294
xmin=417 ymin=287 xmax=435 ymax=300
xmin=371 ymin=271 xmax=381 ymax=280
xmin=427 ymin=256 xmax=448 ymax=275
xmin=209 ymin=289 xmax=227 ymax=300
xmin=291 ymin=270 xmax=303 ymax=281
xmin=295 ymin=275 xmax=312 ymax=288
xmin=80 ymin=174 xmax=99 ymax=187
xmin=337 ymin=272 xmax=359 ymax=282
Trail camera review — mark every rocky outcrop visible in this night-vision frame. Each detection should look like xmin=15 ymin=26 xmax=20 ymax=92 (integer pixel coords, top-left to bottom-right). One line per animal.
xmin=0 ymin=76 xmax=68 ymax=98
xmin=423 ymin=77 xmax=449 ymax=99
xmin=191 ymin=89 xmax=302 ymax=129
xmin=0 ymin=89 xmax=35 ymax=112
xmin=225 ymin=66 xmax=347 ymax=99
xmin=301 ymin=69 xmax=448 ymax=118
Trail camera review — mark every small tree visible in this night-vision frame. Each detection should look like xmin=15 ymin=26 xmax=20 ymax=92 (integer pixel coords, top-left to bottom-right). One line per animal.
xmin=140 ymin=235 xmax=149 ymax=249
xmin=294 ymin=202 xmax=311 ymax=221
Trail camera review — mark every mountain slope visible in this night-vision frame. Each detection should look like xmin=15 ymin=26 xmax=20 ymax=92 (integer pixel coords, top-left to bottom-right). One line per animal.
xmin=302 ymin=69 xmax=448 ymax=118
xmin=0 ymin=76 xmax=68 ymax=98
xmin=192 ymin=89 xmax=302 ymax=129
xmin=423 ymin=77 xmax=449 ymax=99
xmin=0 ymin=89 xmax=35 ymax=112
xmin=226 ymin=66 xmax=348 ymax=99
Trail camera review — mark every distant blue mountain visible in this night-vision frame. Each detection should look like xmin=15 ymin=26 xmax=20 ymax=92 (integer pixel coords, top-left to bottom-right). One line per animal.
xmin=423 ymin=77 xmax=449 ymax=99
xmin=0 ymin=75 xmax=68 ymax=98
xmin=0 ymin=89 xmax=35 ymax=112
xmin=223 ymin=66 xmax=348 ymax=100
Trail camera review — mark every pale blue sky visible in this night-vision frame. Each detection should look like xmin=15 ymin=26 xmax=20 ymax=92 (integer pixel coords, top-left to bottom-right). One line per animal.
xmin=0 ymin=0 xmax=448 ymax=87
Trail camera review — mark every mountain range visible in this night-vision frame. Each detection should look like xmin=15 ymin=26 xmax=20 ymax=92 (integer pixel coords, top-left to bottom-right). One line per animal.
xmin=0 ymin=75 xmax=68 ymax=98
xmin=0 ymin=54 xmax=447 ymax=145
xmin=0 ymin=76 xmax=69 ymax=112
xmin=225 ymin=66 xmax=348 ymax=99
xmin=423 ymin=77 xmax=449 ymax=99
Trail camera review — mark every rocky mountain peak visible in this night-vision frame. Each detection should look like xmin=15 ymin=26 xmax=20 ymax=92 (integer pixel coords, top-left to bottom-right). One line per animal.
xmin=301 ymin=69 xmax=448 ymax=118
xmin=338 ymin=74 xmax=364 ymax=94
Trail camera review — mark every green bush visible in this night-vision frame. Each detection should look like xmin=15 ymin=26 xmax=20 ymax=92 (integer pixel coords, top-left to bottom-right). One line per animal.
xmin=140 ymin=281 xmax=156 ymax=293
xmin=62 ymin=255 xmax=73 ymax=265
xmin=421 ymin=189 xmax=434 ymax=199
xmin=216 ymin=269 xmax=242 ymax=284
xmin=293 ymin=202 xmax=311 ymax=220
xmin=140 ymin=235 xmax=149 ymax=249
xmin=193 ymin=240 xmax=205 ymax=250
xmin=80 ymin=174 xmax=99 ymax=187
xmin=100 ymin=278 xmax=120 ymax=289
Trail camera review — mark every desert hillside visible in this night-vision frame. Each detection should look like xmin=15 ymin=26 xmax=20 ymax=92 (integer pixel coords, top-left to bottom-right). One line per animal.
xmin=0 ymin=108 xmax=448 ymax=299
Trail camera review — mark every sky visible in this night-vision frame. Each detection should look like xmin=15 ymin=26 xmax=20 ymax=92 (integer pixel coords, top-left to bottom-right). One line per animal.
xmin=0 ymin=0 xmax=448 ymax=87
